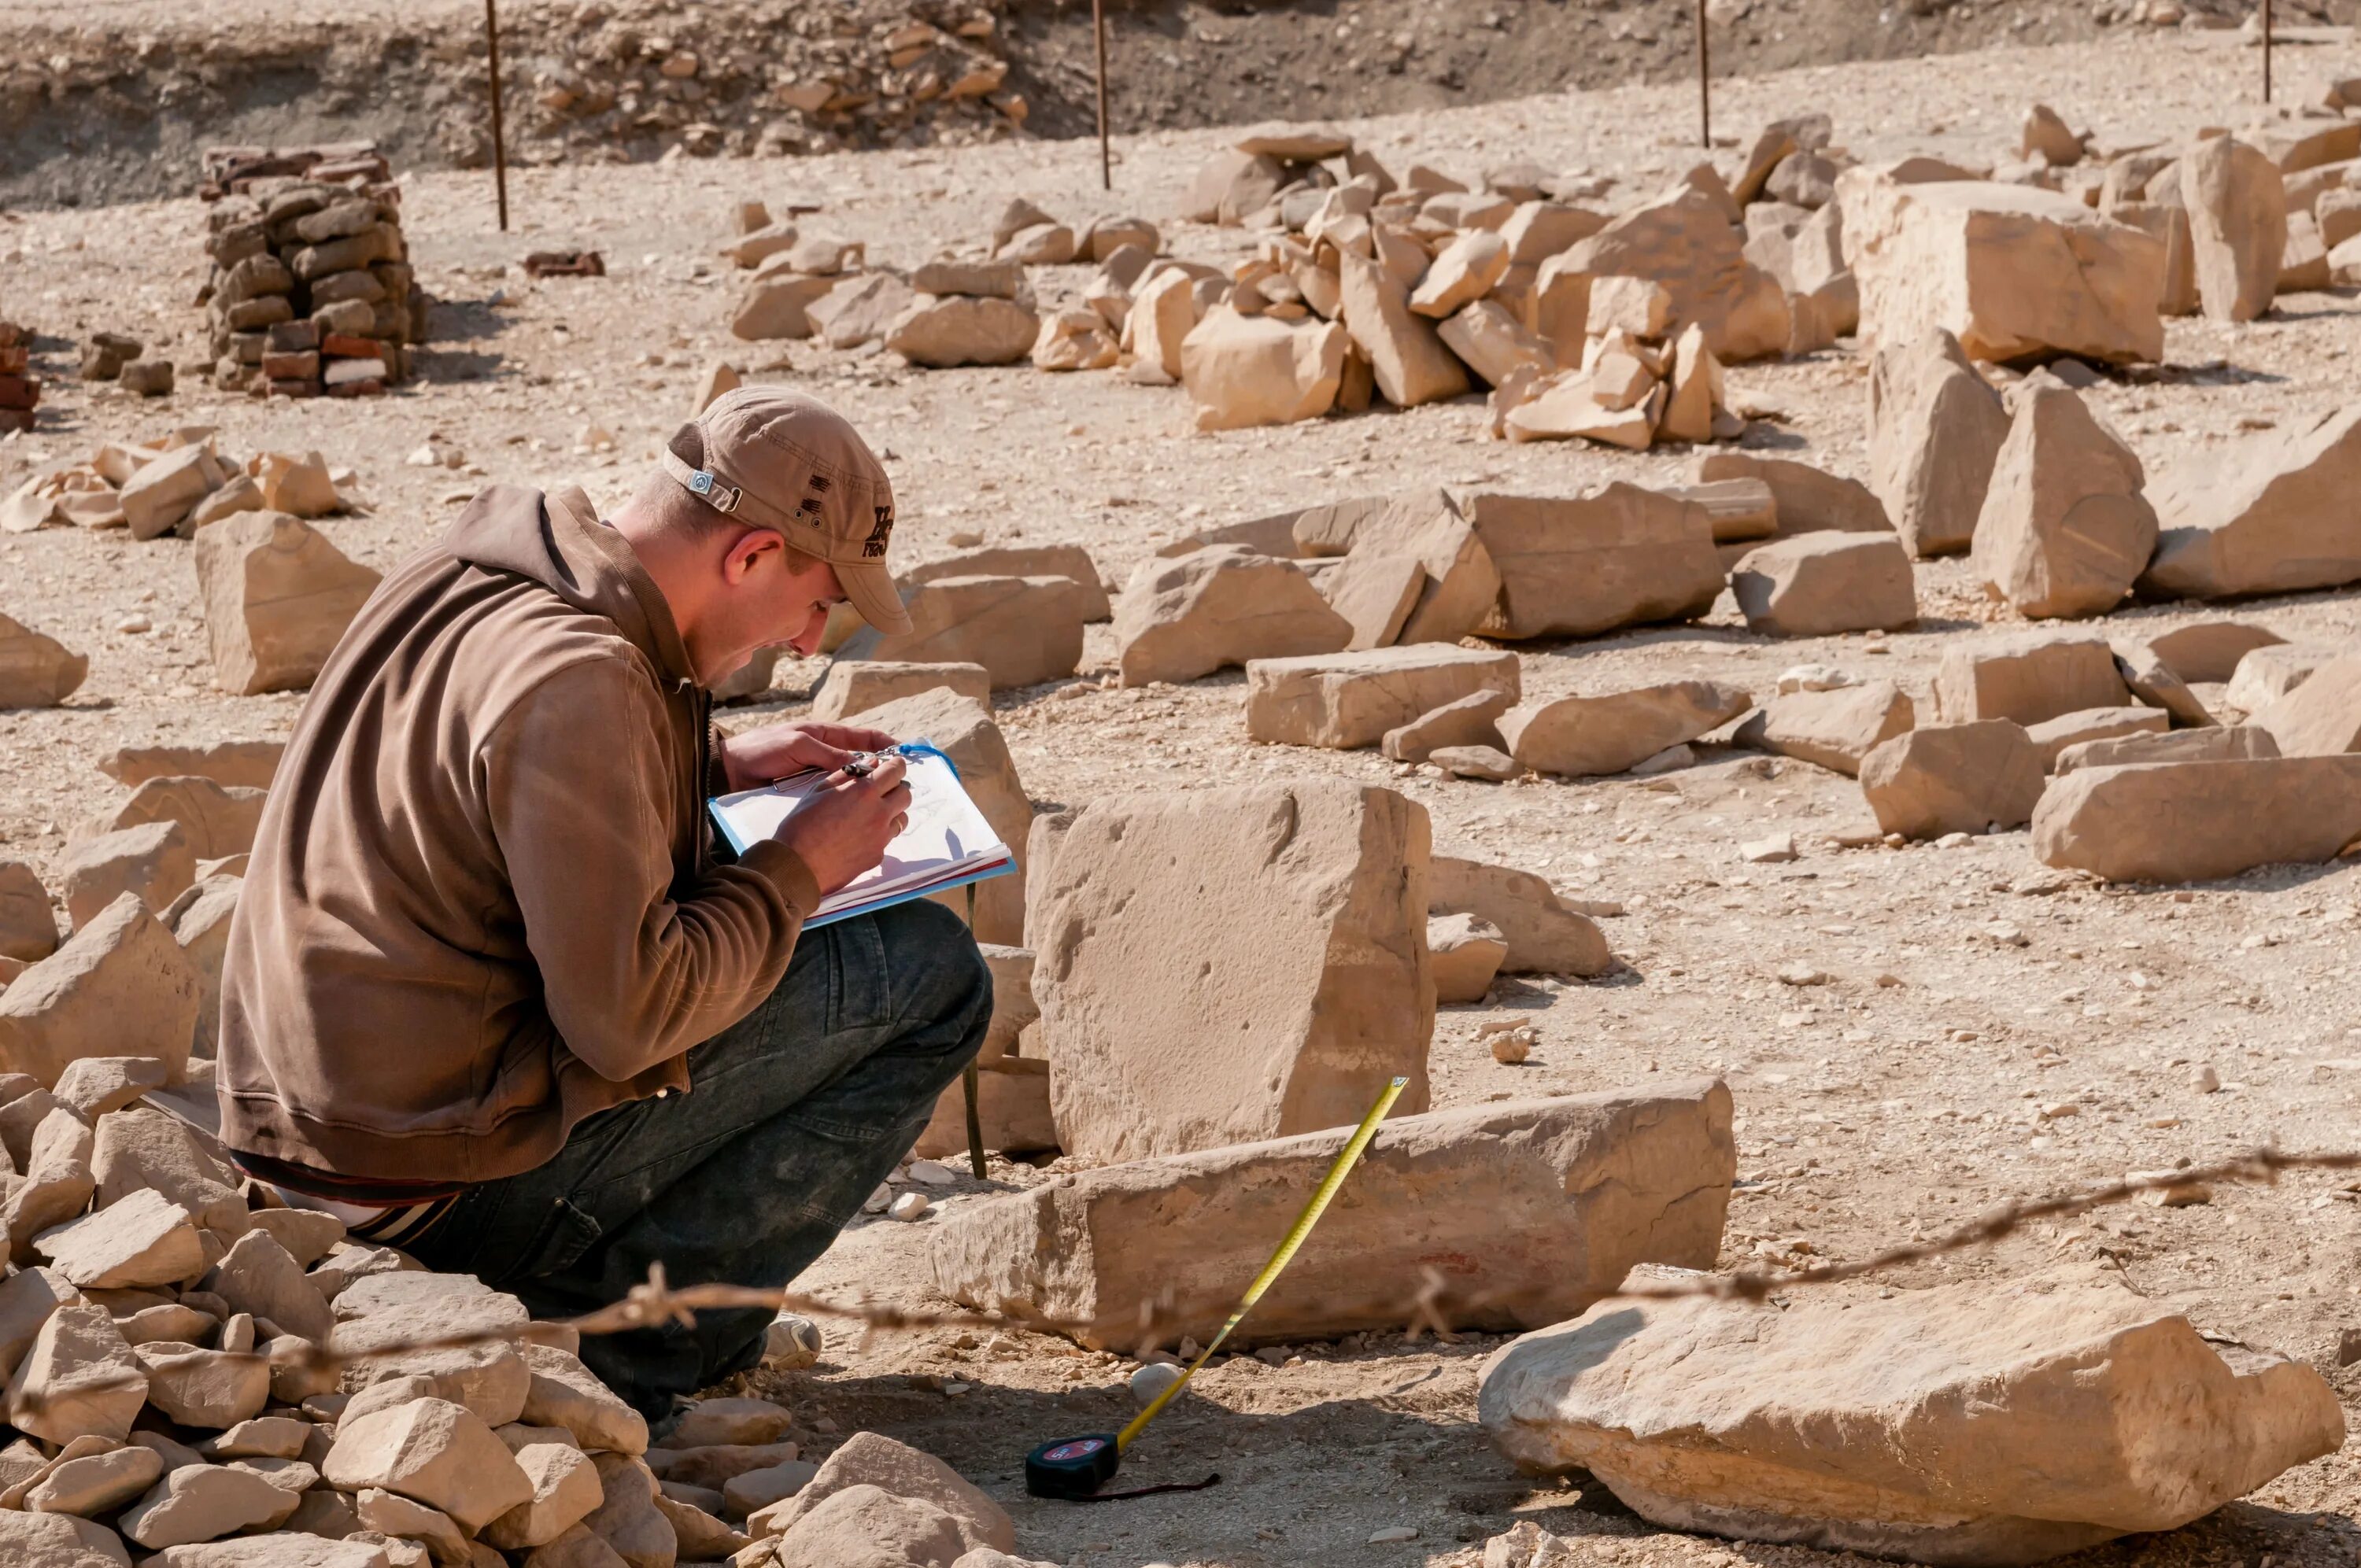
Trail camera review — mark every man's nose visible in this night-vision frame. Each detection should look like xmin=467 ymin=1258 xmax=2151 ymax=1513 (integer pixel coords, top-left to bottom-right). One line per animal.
xmin=788 ymin=608 xmax=829 ymax=656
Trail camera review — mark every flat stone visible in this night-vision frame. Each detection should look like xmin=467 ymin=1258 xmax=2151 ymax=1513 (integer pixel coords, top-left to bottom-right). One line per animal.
xmin=92 ymin=1106 xmax=246 ymax=1233
xmin=56 ymin=823 xmax=195 ymax=932
xmin=2024 ymin=707 xmax=2171 ymax=769
xmin=519 ymin=1343 xmax=648 ymax=1456
xmin=722 ymin=1459 xmax=818 ymax=1518
xmin=838 ymin=575 xmax=1086 ymax=692
xmin=142 ymin=1534 xmax=392 ymax=1567
xmin=52 ymin=1056 xmax=168 ymax=1119
xmin=1479 ymin=1270 xmax=2342 ymax=1564
xmin=81 ymin=776 xmax=264 ymax=864
xmin=1246 ymin=645 xmax=1521 ymax=751
xmin=808 ymin=662 xmax=990 ymax=723
xmin=26 ymin=1443 xmax=163 ymax=1518
xmin=1731 ymin=683 xmax=1916 ymax=777
xmin=1428 ymin=913 xmax=1509 ymax=1002
xmin=1025 ymin=782 xmax=1433 ymax=1161
xmin=2053 ymin=723 xmax=2279 ymax=775
xmin=2138 ymin=620 xmax=2285 ymax=685
xmin=1972 ymin=375 xmax=2156 ymax=618
xmin=2143 ymin=405 xmax=2361 ymax=599
xmin=6 ymin=1301 xmax=145 ymax=1446
xmin=0 ymin=1511 xmax=134 ymax=1567
xmin=1299 ymin=489 xmax=1503 ymax=646
xmin=2036 ymin=754 xmax=2361 ymax=882
xmin=323 ymin=1397 xmax=535 ymax=1532
xmin=135 ymin=1341 xmax=272 ymax=1429
xmin=119 ymin=1460 xmax=298 ymax=1548
xmin=1860 ymin=721 xmax=2046 ymax=839
xmin=767 ymin=1483 xmax=970 ymax=1568
xmin=652 ymin=1441 xmax=804 ymax=1494
xmin=1731 ymin=531 xmax=1918 ymax=636
xmin=205 ymin=1230 xmax=335 ymax=1344
xmin=1382 ymin=690 xmax=1513 ymax=764
xmin=484 ymin=1443 xmax=606 ymax=1551
xmin=1428 ymin=857 xmax=1612 ymax=977
xmin=1430 ymin=744 xmax=1522 ymax=780
xmin=884 ymin=296 xmax=1039 ymax=368
xmin=1933 ymin=631 xmax=2130 ymax=726
xmin=1459 ymin=485 xmax=1724 ymax=640
xmin=2254 ymin=651 xmax=2361 ymax=755
xmin=931 ymin=1083 xmax=1733 ymax=1351
xmin=1694 ymin=452 xmax=1893 ymax=540
xmin=1114 ymin=547 xmax=1350 ymax=686
xmin=197 ymin=1415 xmax=310 ymax=1459
xmin=1501 ymin=681 xmax=1753 ymax=778
xmin=1179 ymin=309 xmax=1346 ymax=431
xmin=35 ymin=1187 xmax=204 ymax=1289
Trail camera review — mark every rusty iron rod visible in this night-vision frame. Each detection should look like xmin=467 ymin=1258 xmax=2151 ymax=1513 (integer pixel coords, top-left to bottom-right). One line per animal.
xmin=2263 ymin=0 xmax=2274 ymax=102
xmin=1093 ymin=0 xmax=1112 ymax=190
xmin=1697 ymin=0 xmax=1712 ymax=149
xmin=486 ymin=0 xmax=511 ymax=232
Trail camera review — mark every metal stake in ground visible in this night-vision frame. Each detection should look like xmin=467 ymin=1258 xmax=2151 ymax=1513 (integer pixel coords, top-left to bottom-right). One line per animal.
xmin=1023 ymin=1075 xmax=1411 ymax=1500
xmin=1093 ymin=0 xmax=1113 ymax=191
xmin=1695 ymin=0 xmax=1713 ymax=148
xmin=486 ymin=0 xmax=512 ymax=233
xmin=2263 ymin=0 xmax=2274 ymax=101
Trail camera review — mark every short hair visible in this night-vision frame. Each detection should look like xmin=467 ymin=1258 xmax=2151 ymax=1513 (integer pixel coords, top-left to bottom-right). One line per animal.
xmin=634 ymin=462 xmax=826 ymax=575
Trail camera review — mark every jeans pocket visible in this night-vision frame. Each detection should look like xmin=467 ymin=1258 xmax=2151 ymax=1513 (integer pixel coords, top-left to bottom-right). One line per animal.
xmin=826 ymin=914 xmax=892 ymax=1036
xmin=516 ymin=1196 xmax=604 ymax=1281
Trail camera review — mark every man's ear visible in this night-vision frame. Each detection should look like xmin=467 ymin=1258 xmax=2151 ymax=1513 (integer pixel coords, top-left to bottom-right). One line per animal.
xmin=722 ymin=526 xmax=784 ymax=585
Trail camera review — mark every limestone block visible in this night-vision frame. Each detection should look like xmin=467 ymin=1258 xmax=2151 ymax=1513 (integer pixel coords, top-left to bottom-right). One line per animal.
xmin=578 ymin=1451 xmax=671 ymax=1566
xmin=1842 ymin=175 xmax=2166 ymax=363
xmin=884 ymin=296 xmax=1039 ymax=368
xmin=1428 ymin=913 xmax=1508 ymax=1003
xmin=99 ymin=740 xmax=283 ymax=791
xmin=0 ymin=614 xmax=90 ymax=710
xmin=727 ymin=274 xmax=835 ymax=341
xmin=1113 ymin=547 xmax=1350 ymax=686
xmin=119 ymin=1462 xmax=298 ymax=1548
xmin=1731 ymin=683 xmax=1916 ymax=777
xmin=2024 ymin=706 xmax=2171 ymax=769
xmin=516 ymin=1342 xmax=646 ymax=1457
xmin=0 ymin=859 xmax=58 ymax=962
xmin=1478 ymin=1271 xmax=2344 ymax=1563
xmin=1565 ymin=187 xmax=1790 ymax=361
xmin=808 ymin=662 xmax=989 ymax=722
xmin=194 ymin=511 xmax=380 ymax=695
xmin=57 ymin=823 xmax=195 ymax=932
xmin=1460 ymin=485 xmax=1724 ymax=640
xmin=2182 ymin=135 xmax=2286 ymax=322
xmin=205 ymin=1230 xmax=334 ymax=1345
xmin=1246 ymin=646 xmax=1521 ymax=750
xmin=1427 ymin=857 xmax=1610 ymax=976
xmin=1026 ymin=782 xmax=1433 ymax=1161
xmin=323 ymin=1397 xmax=534 ymax=1532
xmin=0 ymin=1511 xmax=137 ymax=1568
xmin=136 ymin=1341 xmax=272 ymax=1428
xmin=172 ymin=876 xmax=240 ymax=1060
xmin=899 ymin=543 xmax=1110 ymax=621
xmin=35 ymin=1186 xmax=202 ymax=1289
xmin=1500 ymin=681 xmax=1752 ymax=778
xmin=1933 ymin=632 xmax=2130 ymax=725
xmin=2226 ymin=643 xmax=2333 ymax=714
xmin=91 ymin=1106 xmax=245 ymax=1232
xmin=1860 ymin=721 xmax=2046 ymax=839
xmin=1179 ymin=308 xmax=1346 ymax=430
xmin=25 ymin=1441 xmax=163 ymax=1517
xmin=2139 ymin=620 xmax=2285 ymax=684
xmin=2112 ymin=644 xmax=2213 ymax=728
xmin=1300 ymin=489 xmax=1503 ymax=646
xmin=1437 ymin=300 xmax=1550 ymax=389
xmin=2253 ymin=651 xmax=2361 ymax=755
xmin=932 ymin=1083 xmax=1733 ymax=1348
xmin=1337 ymin=249 xmax=1472 ymax=408
xmin=0 ymin=895 xmax=198 ymax=1087
xmin=2035 ymin=754 xmax=2361 ymax=881
xmin=81 ymin=777 xmax=265 ymax=865
xmin=142 ymin=1534 xmax=392 ymax=1566
xmin=2142 ymin=404 xmax=2361 ymax=600
xmin=1382 ymin=690 xmax=1513 ymax=764
xmin=1971 ymin=377 xmax=2156 ymax=619
xmin=483 ymin=1443 xmax=604 ymax=1551
xmin=1867 ymin=327 xmax=2009 ymax=557
xmin=2053 ymin=724 xmax=2279 ymax=775
xmin=1410 ymin=230 xmax=1512 ymax=317
xmin=1123 ymin=269 xmax=1199 ymax=381
xmin=1731 ymin=532 xmax=1918 ymax=636
xmin=3 ymin=1116 xmax=96 ymax=1268
xmin=837 ymin=687 xmax=1032 ymax=945
xmin=840 ymin=575 xmax=1084 ymax=691
xmin=120 ymin=447 xmax=216 ymax=542
xmin=1693 ymin=452 xmax=1891 ymax=539
xmin=6 ymin=1302 xmax=146 ymax=1446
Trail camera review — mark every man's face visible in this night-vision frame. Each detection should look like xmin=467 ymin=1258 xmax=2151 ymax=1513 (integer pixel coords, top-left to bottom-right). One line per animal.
xmin=697 ymin=528 xmax=846 ymax=687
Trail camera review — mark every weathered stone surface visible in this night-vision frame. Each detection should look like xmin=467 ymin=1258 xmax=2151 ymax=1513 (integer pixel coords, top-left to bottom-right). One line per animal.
xmin=1460 ymin=486 xmax=1724 ymax=640
xmin=1565 ymin=186 xmax=1790 ymax=361
xmin=721 ymin=1458 xmax=818 ymax=1518
xmin=1933 ymin=632 xmax=2130 ymax=725
xmin=0 ymin=1511 xmax=134 ymax=1568
xmin=0 ymin=1267 xmax=76 ymax=1382
xmin=900 ymin=543 xmax=1111 ymax=621
xmin=1122 ymin=269 xmax=1199 ymax=381
xmin=2024 ymin=706 xmax=2171 ymax=768
xmin=727 ymin=274 xmax=835 ymax=341
xmin=83 ymin=777 xmax=264 ymax=864
xmin=2253 ymin=651 xmax=2361 ymax=755
xmin=2226 ymin=643 xmax=2333 ymax=714
xmin=1868 ymin=327 xmax=2009 ymax=557
xmin=1410 ymin=230 xmax=1512 ymax=317
xmin=2139 ymin=620 xmax=2285 ymax=685
xmin=1694 ymin=453 xmax=1892 ymax=538
xmin=35 ymin=1186 xmax=201 ymax=1289
xmin=0 ymin=895 xmax=198 ymax=1087
xmin=0 ymin=615 xmax=90 ymax=710
xmin=1732 ymin=683 xmax=1916 ymax=777
xmin=1479 ymin=1271 xmax=2344 ymax=1565
xmin=1860 ymin=721 xmax=2046 ymax=839
xmin=2182 ymin=135 xmax=2286 ymax=323
xmin=1428 ymin=857 xmax=1611 ymax=977
xmin=1500 ymin=681 xmax=1753 ymax=778
xmin=2112 ymin=644 xmax=2213 ymax=728
xmin=1025 ymin=782 xmax=1433 ymax=1161
xmin=884 ymin=296 xmax=1039 ymax=368
xmin=2141 ymin=405 xmax=2361 ymax=600
xmin=6 ymin=1302 xmax=146 ymax=1445
xmin=1311 ymin=550 xmax=1425 ymax=652
xmin=1179 ymin=309 xmax=1345 ymax=430
xmin=1428 ymin=913 xmax=1509 ymax=1003
xmin=91 ymin=1106 xmax=244 ymax=1232
xmin=57 ymin=822 xmax=195 ymax=932
xmin=2053 ymin=723 xmax=2279 ymax=775
xmin=1180 ymin=149 xmax=1288 ymax=227
xmin=838 ymin=688 xmax=1032 ymax=946
xmin=171 ymin=876 xmax=241 ymax=1060
xmin=768 ymin=1485 xmax=967 ymax=1568
xmin=1246 ymin=645 xmax=1521 ymax=750
xmin=194 ymin=511 xmax=381 ymax=695
xmin=26 ymin=1442 xmax=163 ymax=1517
xmin=1298 ymin=490 xmax=1503 ymax=647
xmin=484 ymin=1443 xmax=605 ymax=1551
xmin=4 ymin=1118 xmax=95 ymax=1269
xmin=578 ymin=1452 xmax=670 ymax=1568
xmin=120 ymin=447 xmax=216 ymax=541
xmin=1731 ymin=532 xmax=1918 ymax=636
xmin=0 ymin=858 xmax=58 ymax=962
xmin=911 ymin=1059 xmax=1055 ymax=1160
xmin=1113 ymin=547 xmax=1350 ymax=686
xmin=1842 ymin=175 xmax=2167 ymax=364
xmin=137 ymin=1341 xmax=272 ymax=1427
xmin=1337 ymin=249 xmax=1472 ymax=408
xmin=1437 ymin=300 xmax=1550 ymax=389
xmin=808 ymin=661 xmax=989 ymax=721
xmin=1971 ymin=377 xmax=2156 ymax=619
xmin=932 ymin=1083 xmax=1732 ymax=1348
xmin=807 ymin=272 xmax=918 ymax=351
xmin=841 ymin=575 xmax=1085 ymax=692
xmin=120 ymin=1461 xmax=297 ymax=1547
xmin=145 ymin=1536 xmax=391 ymax=1568
xmin=2035 ymin=754 xmax=2361 ymax=881
xmin=517 ymin=1343 xmax=647 ymax=1458
xmin=205 ymin=1230 xmax=335 ymax=1345
xmin=1383 ymin=690 xmax=1513 ymax=764
xmin=324 ymin=1397 xmax=535 ymax=1531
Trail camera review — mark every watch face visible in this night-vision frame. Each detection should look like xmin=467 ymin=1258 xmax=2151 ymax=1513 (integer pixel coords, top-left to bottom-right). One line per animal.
xmin=1040 ymin=1438 xmax=1108 ymax=1463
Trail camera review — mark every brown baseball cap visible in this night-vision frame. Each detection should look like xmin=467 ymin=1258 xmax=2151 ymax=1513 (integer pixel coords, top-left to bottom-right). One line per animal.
xmin=660 ymin=386 xmax=911 ymax=636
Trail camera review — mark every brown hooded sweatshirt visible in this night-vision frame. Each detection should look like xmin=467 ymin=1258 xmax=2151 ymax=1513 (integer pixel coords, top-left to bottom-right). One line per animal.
xmin=217 ymin=484 xmax=821 ymax=1187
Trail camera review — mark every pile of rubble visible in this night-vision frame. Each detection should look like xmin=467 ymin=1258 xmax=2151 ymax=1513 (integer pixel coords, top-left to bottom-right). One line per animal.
xmin=198 ymin=145 xmax=426 ymax=399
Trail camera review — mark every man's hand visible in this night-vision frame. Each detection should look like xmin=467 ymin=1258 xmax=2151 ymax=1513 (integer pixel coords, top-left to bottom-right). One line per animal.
xmin=722 ymin=721 xmax=899 ymax=793
xmin=774 ymin=754 xmax=913 ymax=894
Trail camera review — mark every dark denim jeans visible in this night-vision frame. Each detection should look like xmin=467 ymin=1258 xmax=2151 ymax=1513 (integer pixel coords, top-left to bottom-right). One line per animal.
xmin=409 ymin=898 xmax=991 ymax=1416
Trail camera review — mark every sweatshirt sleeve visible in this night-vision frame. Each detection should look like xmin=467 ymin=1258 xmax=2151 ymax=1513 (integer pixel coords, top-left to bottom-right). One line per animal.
xmin=479 ymin=653 xmax=822 ymax=1083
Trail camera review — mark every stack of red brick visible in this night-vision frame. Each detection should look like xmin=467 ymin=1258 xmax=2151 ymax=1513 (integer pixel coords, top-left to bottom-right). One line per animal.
xmin=0 ymin=317 xmax=37 ymax=434
xmin=198 ymin=144 xmax=427 ymax=399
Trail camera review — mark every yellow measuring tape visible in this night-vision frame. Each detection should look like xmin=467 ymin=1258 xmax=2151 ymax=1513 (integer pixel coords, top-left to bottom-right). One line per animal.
xmin=1114 ymin=1073 xmax=1410 ymax=1452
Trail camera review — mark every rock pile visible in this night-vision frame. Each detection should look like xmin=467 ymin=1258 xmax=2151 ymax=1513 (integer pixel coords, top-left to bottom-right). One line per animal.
xmin=1 ymin=428 xmax=348 ymax=544
xmin=198 ymin=145 xmax=425 ymax=397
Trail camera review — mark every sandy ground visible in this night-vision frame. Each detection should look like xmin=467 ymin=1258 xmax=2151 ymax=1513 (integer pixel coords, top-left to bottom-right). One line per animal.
xmin=3 ymin=24 xmax=2361 ymax=1568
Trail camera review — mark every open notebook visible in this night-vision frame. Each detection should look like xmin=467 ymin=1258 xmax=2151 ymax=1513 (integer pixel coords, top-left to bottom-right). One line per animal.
xmin=709 ymin=740 xmax=1014 ymax=928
